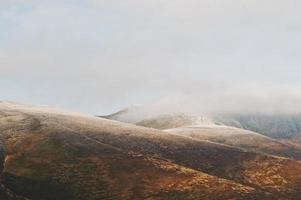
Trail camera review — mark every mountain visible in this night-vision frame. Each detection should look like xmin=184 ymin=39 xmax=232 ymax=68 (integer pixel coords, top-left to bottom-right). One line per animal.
xmin=1 ymin=102 xmax=301 ymax=199
xmin=103 ymin=106 xmax=301 ymax=159
xmin=213 ymin=114 xmax=301 ymax=139
xmin=102 ymin=106 xmax=214 ymax=129
xmin=103 ymin=106 xmax=301 ymax=139
xmin=101 ymin=105 xmax=162 ymax=124
xmin=137 ymin=114 xmax=213 ymax=130
xmin=166 ymin=125 xmax=301 ymax=160
xmin=282 ymin=135 xmax=301 ymax=149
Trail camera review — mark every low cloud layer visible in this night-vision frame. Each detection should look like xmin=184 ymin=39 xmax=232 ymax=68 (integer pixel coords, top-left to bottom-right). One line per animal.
xmin=146 ymin=84 xmax=301 ymax=115
xmin=1 ymin=1 xmax=301 ymax=114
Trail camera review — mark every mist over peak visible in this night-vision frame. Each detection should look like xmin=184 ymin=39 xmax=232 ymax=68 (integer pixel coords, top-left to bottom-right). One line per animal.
xmin=110 ymin=84 xmax=301 ymax=118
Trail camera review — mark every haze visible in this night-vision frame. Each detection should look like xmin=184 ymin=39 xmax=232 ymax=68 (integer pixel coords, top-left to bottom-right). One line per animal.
xmin=1 ymin=0 xmax=301 ymax=114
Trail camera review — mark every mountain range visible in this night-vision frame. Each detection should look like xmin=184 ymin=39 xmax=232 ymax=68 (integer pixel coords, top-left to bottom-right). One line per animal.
xmin=0 ymin=102 xmax=301 ymax=199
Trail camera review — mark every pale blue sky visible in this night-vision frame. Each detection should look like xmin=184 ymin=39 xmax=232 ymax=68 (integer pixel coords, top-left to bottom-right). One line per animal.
xmin=1 ymin=0 xmax=301 ymax=114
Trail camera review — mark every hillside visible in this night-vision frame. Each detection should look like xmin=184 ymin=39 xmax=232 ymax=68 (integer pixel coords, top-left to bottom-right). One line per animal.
xmin=213 ymin=114 xmax=301 ymax=139
xmin=103 ymin=106 xmax=301 ymax=139
xmin=0 ymin=102 xmax=301 ymax=199
xmin=107 ymin=107 xmax=301 ymax=160
xmin=166 ymin=125 xmax=301 ymax=160
xmin=137 ymin=114 xmax=213 ymax=130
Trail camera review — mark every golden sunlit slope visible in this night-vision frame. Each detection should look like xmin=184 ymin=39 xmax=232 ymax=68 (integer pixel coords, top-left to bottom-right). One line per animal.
xmin=0 ymin=102 xmax=301 ymax=199
xmin=166 ymin=125 xmax=301 ymax=160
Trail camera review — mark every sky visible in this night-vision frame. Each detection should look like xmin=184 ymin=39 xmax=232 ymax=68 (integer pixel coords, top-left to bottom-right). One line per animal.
xmin=1 ymin=0 xmax=301 ymax=115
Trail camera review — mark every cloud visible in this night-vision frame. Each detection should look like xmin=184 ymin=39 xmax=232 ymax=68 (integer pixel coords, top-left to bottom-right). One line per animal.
xmin=125 ymin=83 xmax=301 ymax=116
xmin=1 ymin=0 xmax=301 ymax=114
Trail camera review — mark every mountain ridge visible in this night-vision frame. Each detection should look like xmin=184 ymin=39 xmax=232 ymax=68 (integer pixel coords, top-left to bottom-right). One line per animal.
xmin=0 ymin=102 xmax=301 ymax=199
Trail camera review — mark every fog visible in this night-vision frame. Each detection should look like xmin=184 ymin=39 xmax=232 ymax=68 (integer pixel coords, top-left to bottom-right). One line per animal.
xmin=141 ymin=84 xmax=301 ymax=116
xmin=1 ymin=0 xmax=301 ymax=115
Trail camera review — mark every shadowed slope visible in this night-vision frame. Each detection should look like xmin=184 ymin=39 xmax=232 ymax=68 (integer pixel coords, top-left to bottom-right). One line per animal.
xmin=213 ymin=114 xmax=301 ymax=139
xmin=166 ymin=125 xmax=301 ymax=160
xmin=119 ymin=111 xmax=301 ymax=160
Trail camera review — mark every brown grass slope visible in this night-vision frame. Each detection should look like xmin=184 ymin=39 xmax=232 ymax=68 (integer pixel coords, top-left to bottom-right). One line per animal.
xmin=0 ymin=102 xmax=300 ymax=199
xmin=0 ymin=105 xmax=265 ymax=200
xmin=166 ymin=125 xmax=301 ymax=160
xmin=131 ymin=114 xmax=301 ymax=160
